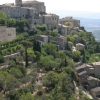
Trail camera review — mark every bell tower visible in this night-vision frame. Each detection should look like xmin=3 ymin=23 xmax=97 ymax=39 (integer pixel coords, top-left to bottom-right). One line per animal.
xmin=15 ymin=0 xmax=22 ymax=6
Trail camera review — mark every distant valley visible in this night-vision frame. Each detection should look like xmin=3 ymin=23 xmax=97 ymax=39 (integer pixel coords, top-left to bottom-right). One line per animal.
xmin=74 ymin=17 xmax=100 ymax=42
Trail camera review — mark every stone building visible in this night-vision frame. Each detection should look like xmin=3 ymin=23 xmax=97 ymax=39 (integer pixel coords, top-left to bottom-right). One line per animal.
xmin=0 ymin=26 xmax=16 ymax=42
xmin=0 ymin=0 xmax=45 ymax=24
xmin=34 ymin=35 xmax=48 ymax=46
xmin=0 ymin=0 xmax=60 ymax=29
xmin=15 ymin=0 xmax=22 ymax=7
xmin=87 ymin=76 xmax=100 ymax=88
xmin=75 ymin=64 xmax=88 ymax=84
xmin=76 ymin=43 xmax=85 ymax=51
xmin=51 ymin=35 xmax=66 ymax=50
xmin=58 ymin=24 xmax=69 ymax=36
xmin=22 ymin=0 xmax=46 ymax=13
xmin=59 ymin=16 xmax=80 ymax=27
xmin=0 ymin=5 xmax=39 ymax=23
xmin=39 ymin=13 xmax=59 ymax=29
xmin=90 ymin=87 xmax=100 ymax=100
xmin=85 ymin=64 xmax=95 ymax=76
xmin=92 ymin=62 xmax=100 ymax=77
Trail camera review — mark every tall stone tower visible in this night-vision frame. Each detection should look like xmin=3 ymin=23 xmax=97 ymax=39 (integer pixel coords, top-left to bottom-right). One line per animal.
xmin=15 ymin=0 xmax=22 ymax=6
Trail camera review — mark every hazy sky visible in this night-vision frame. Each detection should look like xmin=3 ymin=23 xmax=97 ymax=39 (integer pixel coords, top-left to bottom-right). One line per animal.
xmin=0 ymin=0 xmax=100 ymax=19
xmin=0 ymin=0 xmax=100 ymax=12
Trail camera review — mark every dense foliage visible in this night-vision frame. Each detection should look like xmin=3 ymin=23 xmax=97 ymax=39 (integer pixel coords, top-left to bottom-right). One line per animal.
xmin=0 ymin=12 xmax=95 ymax=100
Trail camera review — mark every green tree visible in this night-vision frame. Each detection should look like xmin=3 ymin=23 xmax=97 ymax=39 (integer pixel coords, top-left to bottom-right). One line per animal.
xmin=7 ymin=18 xmax=16 ymax=27
xmin=66 ymin=41 xmax=71 ymax=50
xmin=10 ymin=68 xmax=23 ymax=78
xmin=0 ymin=93 xmax=5 ymax=100
xmin=72 ymin=51 xmax=81 ymax=62
xmin=29 ymin=30 xmax=34 ymax=36
xmin=50 ymin=29 xmax=58 ymax=36
xmin=0 ymin=71 xmax=19 ymax=92
xmin=27 ymin=48 xmax=36 ymax=61
xmin=39 ymin=55 xmax=59 ymax=71
xmin=42 ymin=71 xmax=59 ymax=89
xmin=33 ymin=41 xmax=41 ymax=53
xmin=21 ymin=40 xmax=31 ymax=48
xmin=65 ymin=58 xmax=67 ymax=67
xmin=95 ymin=43 xmax=100 ymax=53
xmin=18 ymin=66 xmax=26 ymax=76
xmin=25 ymin=48 xmax=28 ymax=68
xmin=35 ymin=51 xmax=41 ymax=61
xmin=17 ymin=19 xmax=28 ymax=27
xmin=16 ymin=19 xmax=29 ymax=32
xmin=65 ymin=22 xmax=72 ymax=26
xmin=44 ymin=43 xmax=57 ymax=55
xmin=20 ymin=93 xmax=34 ymax=100
xmin=56 ymin=72 xmax=74 ymax=99
xmin=0 ymin=55 xmax=5 ymax=63
xmin=82 ymin=49 xmax=86 ymax=63
xmin=49 ymin=86 xmax=63 ymax=100
xmin=67 ymin=35 xmax=75 ymax=43
xmin=0 ymin=18 xmax=7 ymax=26
xmin=0 ymin=12 xmax=7 ymax=19
xmin=36 ymin=24 xmax=47 ymax=31
xmin=33 ymin=40 xmax=37 ymax=51
xmin=62 ymin=66 xmax=76 ymax=80
xmin=0 ymin=12 xmax=7 ymax=26
xmin=36 ymin=41 xmax=41 ymax=53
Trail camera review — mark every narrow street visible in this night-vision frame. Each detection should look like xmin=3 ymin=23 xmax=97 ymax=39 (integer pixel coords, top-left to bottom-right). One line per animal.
xmin=33 ymin=72 xmax=45 ymax=95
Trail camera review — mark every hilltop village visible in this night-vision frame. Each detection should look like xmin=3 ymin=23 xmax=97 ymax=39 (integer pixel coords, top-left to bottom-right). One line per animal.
xmin=0 ymin=0 xmax=100 ymax=100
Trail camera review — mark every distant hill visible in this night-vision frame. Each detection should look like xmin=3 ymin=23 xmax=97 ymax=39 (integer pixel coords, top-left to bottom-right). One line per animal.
xmin=47 ymin=10 xmax=100 ymax=19
xmin=74 ymin=17 xmax=100 ymax=42
xmin=74 ymin=17 xmax=100 ymax=31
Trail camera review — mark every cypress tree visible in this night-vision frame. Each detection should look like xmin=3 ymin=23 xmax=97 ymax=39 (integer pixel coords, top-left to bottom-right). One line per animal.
xmin=37 ymin=41 xmax=41 ymax=53
xmin=33 ymin=40 xmax=41 ymax=53
xmin=82 ymin=49 xmax=86 ymax=63
xmin=25 ymin=48 xmax=28 ymax=68
xmin=33 ymin=40 xmax=37 ymax=51
xmin=66 ymin=41 xmax=70 ymax=50
xmin=65 ymin=58 xmax=67 ymax=67
xmin=36 ymin=41 xmax=38 ymax=51
xmin=95 ymin=43 xmax=100 ymax=53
